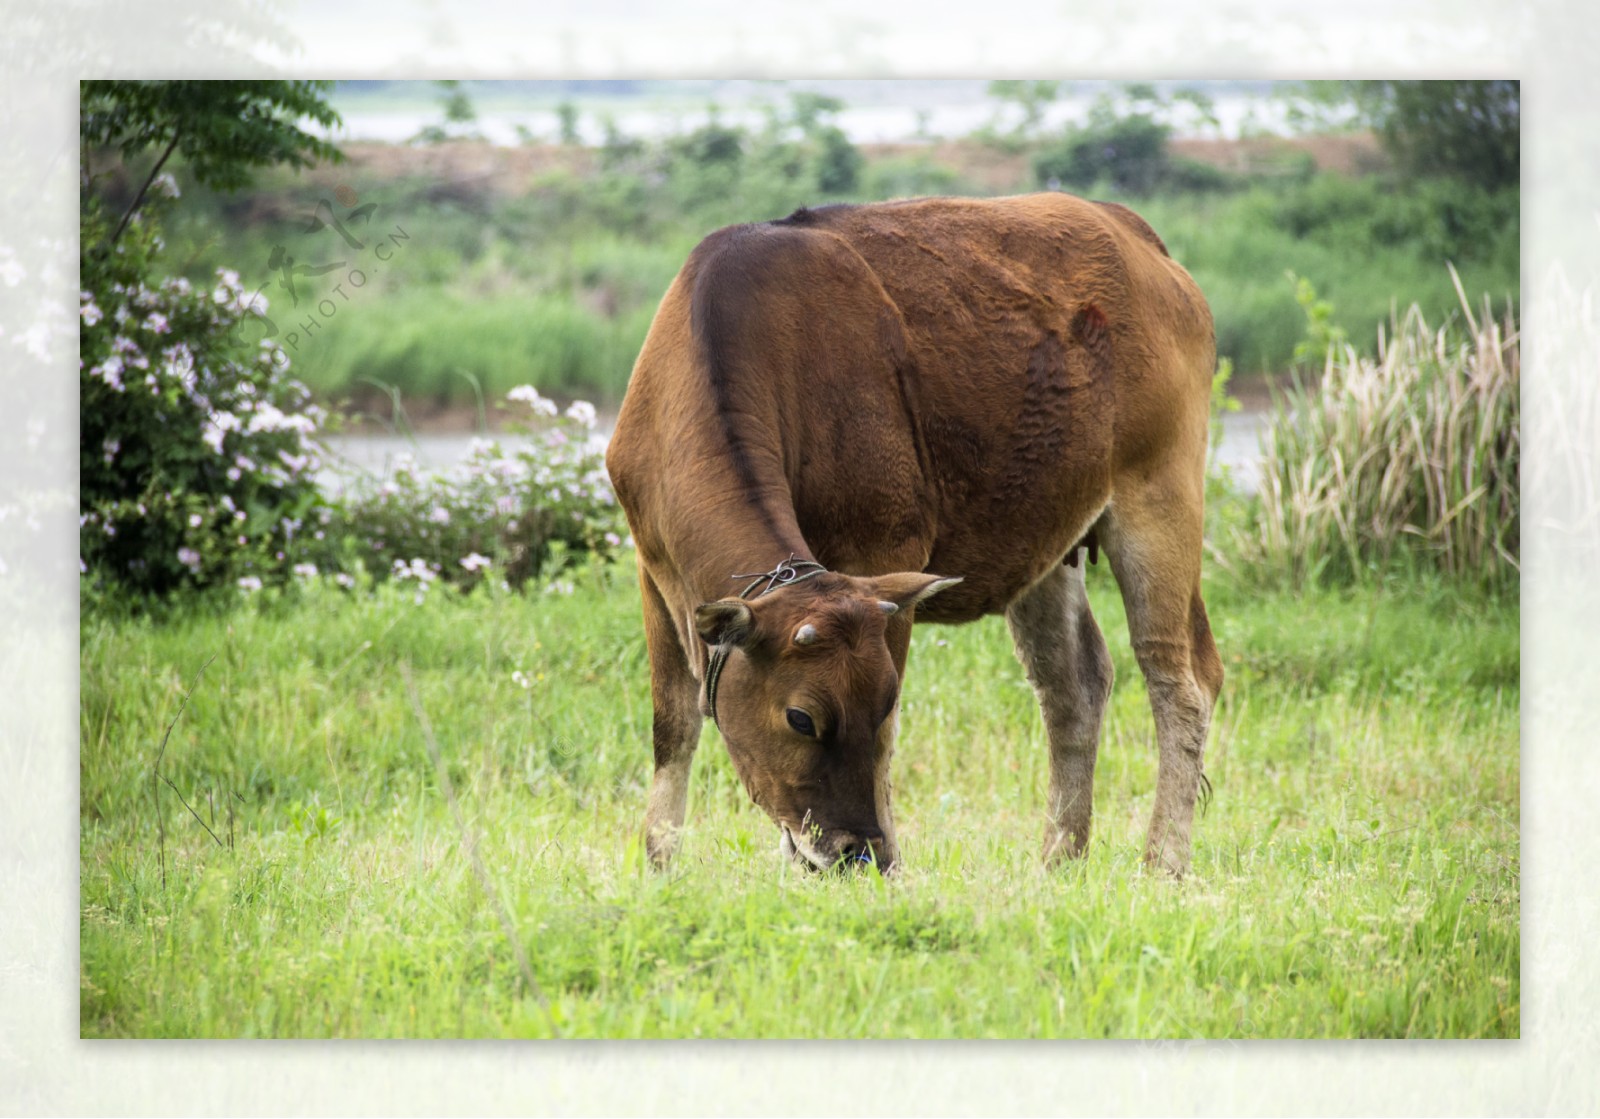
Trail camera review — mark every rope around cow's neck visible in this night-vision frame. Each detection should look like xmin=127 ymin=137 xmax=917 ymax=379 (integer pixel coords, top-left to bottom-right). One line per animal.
xmin=705 ymin=554 xmax=828 ymax=727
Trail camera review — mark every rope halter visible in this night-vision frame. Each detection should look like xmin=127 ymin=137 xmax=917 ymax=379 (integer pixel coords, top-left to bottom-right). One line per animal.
xmin=705 ymin=554 xmax=828 ymax=726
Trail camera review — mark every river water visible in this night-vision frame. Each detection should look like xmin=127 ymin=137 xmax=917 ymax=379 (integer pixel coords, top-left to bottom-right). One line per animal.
xmin=320 ymin=408 xmax=1269 ymax=493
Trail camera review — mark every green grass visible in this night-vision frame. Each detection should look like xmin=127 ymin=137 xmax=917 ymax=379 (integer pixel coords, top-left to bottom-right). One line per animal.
xmin=79 ymin=544 xmax=1519 ymax=1038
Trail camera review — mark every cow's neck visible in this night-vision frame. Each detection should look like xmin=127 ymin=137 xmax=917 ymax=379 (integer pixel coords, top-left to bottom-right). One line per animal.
xmin=673 ymin=492 xmax=818 ymax=608
xmin=648 ymin=382 xmax=820 ymax=607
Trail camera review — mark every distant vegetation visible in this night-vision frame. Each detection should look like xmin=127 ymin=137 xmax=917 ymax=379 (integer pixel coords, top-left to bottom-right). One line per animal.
xmin=138 ymin=81 xmax=1518 ymax=412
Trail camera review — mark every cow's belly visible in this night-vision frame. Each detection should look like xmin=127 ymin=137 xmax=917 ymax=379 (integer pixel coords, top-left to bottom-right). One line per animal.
xmin=915 ymin=471 xmax=1110 ymax=623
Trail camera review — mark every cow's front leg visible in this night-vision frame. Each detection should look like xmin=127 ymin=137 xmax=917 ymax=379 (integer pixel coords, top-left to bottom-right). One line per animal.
xmin=1006 ymin=559 xmax=1114 ymax=865
xmin=639 ymin=568 xmax=702 ymax=868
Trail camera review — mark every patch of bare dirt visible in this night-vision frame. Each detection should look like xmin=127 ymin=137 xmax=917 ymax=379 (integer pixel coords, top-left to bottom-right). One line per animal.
xmin=299 ymin=141 xmax=598 ymax=198
xmin=1171 ymin=133 xmax=1386 ymax=176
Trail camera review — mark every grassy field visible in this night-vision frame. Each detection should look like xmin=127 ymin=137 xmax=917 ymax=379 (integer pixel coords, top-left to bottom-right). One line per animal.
xmin=79 ymin=545 xmax=1519 ymax=1038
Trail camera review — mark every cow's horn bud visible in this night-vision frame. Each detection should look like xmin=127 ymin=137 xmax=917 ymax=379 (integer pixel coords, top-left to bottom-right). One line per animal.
xmin=876 ymin=600 xmax=899 ymax=615
xmin=794 ymin=623 xmax=819 ymax=645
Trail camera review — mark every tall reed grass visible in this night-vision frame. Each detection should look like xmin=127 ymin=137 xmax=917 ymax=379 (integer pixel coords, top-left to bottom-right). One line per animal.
xmin=1239 ymin=272 xmax=1519 ymax=590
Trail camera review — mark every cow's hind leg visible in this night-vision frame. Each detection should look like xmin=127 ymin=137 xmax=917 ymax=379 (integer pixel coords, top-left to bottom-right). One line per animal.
xmin=1101 ymin=466 xmax=1224 ymax=877
xmin=1006 ymin=559 xmax=1114 ymax=865
xmin=639 ymin=567 xmax=703 ymax=868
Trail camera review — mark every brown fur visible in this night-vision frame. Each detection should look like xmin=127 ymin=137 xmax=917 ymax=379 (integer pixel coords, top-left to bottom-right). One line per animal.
xmin=606 ymin=192 xmax=1222 ymax=875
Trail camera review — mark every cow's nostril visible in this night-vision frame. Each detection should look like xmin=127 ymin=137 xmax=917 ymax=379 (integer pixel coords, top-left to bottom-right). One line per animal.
xmin=835 ymin=839 xmax=877 ymax=867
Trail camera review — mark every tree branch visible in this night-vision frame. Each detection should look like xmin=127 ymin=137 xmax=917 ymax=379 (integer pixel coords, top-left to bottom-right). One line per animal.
xmin=111 ymin=131 xmax=180 ymax=246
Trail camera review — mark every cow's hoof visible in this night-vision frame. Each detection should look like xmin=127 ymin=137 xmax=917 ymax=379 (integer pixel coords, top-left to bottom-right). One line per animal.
xmin=1142 ymin=847 xmax=1189 ymax=879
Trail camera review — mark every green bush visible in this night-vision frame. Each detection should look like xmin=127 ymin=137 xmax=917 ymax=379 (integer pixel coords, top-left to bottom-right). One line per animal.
xmin=1034 ymin=112 xmax=1172 ymax=195
xmin=668 ymin=119 xmax=745 ymax=168
xmin=79 ymin=192 xmax=332 ymax=600
xmin=811 ymin=125 xmax=863 ymax=193
xmin=1264 ymin=174 xmax=1517 ymax=265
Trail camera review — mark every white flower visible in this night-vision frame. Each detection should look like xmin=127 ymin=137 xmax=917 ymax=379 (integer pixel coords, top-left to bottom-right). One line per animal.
xmin=238 ymin=576 xmax=263 ymax=592
xmin=511 ymin=670 xmax=532 ymax=689
xmin=247 ymin=402 xmax=287 ymax=433
xmin=151 ymin=172 xmax=181 ymax=199
xmin=459 ymin=552 xmax=492 ymax=572
xmin=603 ymin=532 xmax=622 ymax=547
xmin=163 ymin=344 xmax=196 ymax=391
xmin=189 ymin=513 xmax=203 ymax=528
xmin=565 ymin=400 xmax=597 ymax=428
xmin=334 ymin=572 xmax=355 ymax=589
xmin=102 ymin=438 xmax=120 ymax=464
xmin=80 ymin=299 xmax=103 ymax=326
xmin=394 ymin=557 xmax=439 ymax=584
xmin=90 ymin=356 xmax=123 ymax=391
xmin=544 ymin=579 xmax=575 ymax=596
xmin=508 ymin=384 xmax=558 ymax=417
xmin=293 ymin=563 xmax=318 ymax=578
xmin=177 ymin=547 xmax=201 ymax=569
xmin=428 ymin=506 xmax=451 ymax=525
xmin=145 ymin=312 xmax=170 ymax=334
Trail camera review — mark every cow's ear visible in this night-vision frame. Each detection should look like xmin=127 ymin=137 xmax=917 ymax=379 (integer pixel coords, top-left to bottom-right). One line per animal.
xmin=695 ymin=600 xmax=756 ymax=647
xmin=870 ymin=572 xmax=962 ymax=610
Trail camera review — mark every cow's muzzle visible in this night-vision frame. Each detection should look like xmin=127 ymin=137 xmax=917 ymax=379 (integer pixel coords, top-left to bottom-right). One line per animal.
xmin=781 ymin=822 xmax=894 ymax=875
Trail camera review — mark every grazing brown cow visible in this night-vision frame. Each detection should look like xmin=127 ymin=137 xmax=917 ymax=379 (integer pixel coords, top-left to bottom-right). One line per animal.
xmin=605 ymin=192 xmax=1222 ymax=877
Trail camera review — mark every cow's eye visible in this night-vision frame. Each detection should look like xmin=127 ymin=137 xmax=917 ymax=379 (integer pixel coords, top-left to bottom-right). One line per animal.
xmin=786 ymin=708 xmax=816 ymax=737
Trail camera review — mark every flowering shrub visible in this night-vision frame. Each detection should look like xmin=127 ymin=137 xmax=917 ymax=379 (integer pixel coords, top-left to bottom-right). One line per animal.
xmin=79 ymin=192 xmax=331 ymax=598
xmin=327 ymin=387 xmax=626 ymax=592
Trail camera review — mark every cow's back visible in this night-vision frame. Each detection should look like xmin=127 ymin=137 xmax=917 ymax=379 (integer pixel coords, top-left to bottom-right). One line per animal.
xmin=773 ymin=195 xmax=1213 ymax=619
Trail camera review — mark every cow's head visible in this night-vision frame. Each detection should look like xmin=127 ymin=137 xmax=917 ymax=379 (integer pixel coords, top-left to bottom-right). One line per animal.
xmin=694 ymin=570 xmax=959 ymax=874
